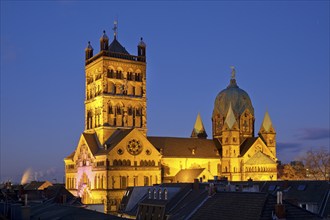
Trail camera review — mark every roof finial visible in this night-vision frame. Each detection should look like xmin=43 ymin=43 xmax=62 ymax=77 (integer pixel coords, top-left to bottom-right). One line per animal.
xmin=230 ymin=66 xmax=236 ymax=80
xmin=113 ymin=18 xmax=118 ymax=39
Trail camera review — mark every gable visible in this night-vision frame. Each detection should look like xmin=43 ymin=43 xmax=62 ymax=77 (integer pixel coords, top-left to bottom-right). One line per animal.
xmin=106 ymin=128 xmax=161 ymax=163
xmin=242 ymin=137 xmax=275 ymax=160
xmin=245 ymin=151 xmax=276 ymax=165
xmin=72 ymin=133 xmax=100 ymax=162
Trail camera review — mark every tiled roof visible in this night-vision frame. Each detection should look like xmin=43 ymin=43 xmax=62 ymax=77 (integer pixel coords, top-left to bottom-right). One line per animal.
xmin=168 ymin=190 xmax=208 ymax=219
xmin=30 ymin=203 xmax=122 ymax=220
xmin=147 ymin=137 xmax=220 ymax=158
xmin=259 ymin=180 xmax=330 ymax=218
xmin=173 ymin=168 xmax=205 ymax=183
xmin=24 ymin=181 xmax=52 ymax=191
xmin=109 ymin=38 xmax=130 ymax=54
xmin=191 ymin=192 xmax=267 ymax=220
xmin=82 ymin=133 xmax=100 ymax=155
xmin=240 ymin=137 xmax=259 ymax=156
xmin=99 ymin=129 xmax=133 ymax=154
xmin=190 ymin=192 xmax=322 ymax=220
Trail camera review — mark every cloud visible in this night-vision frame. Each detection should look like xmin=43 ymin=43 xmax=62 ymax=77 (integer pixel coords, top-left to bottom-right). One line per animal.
xmin=296 ymin=128 xmax=330 ymax=140
xmin=276 ymin=142 xmax=307 ymax=163
xmin=277 ymin=142 xmax=302 ymax=149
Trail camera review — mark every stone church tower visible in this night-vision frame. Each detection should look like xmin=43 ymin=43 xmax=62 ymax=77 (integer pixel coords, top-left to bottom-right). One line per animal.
xmin=65 ymin=24 xmax=161 ymax=213
xmin=84 ymin=26 xmax=147 ymax=145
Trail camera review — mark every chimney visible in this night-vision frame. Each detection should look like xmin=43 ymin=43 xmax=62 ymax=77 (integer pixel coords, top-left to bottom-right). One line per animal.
xmin=193 ymin=179 xmax=199 ymax=191
xmin=275 ymin=191 xmax=286 ymax=219
xmin=24 ymin=194 xmax=28 ymax=206
xmin=208 ymin=183 xmax=215 ymax=196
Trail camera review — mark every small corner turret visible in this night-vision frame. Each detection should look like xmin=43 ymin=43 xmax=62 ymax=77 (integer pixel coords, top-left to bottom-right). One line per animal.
xmin=100 ymin=30 xmax=109 ymax=51
xmin=138 ymin=37 xmax=146 ymax=56
xmin=85 ymin=41 xmax=93 ymax=60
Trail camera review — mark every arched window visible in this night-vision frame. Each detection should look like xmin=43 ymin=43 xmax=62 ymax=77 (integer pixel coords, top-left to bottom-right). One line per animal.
xmin=128 ymin=106 xmax=133 ymax=115
xmin=118 ymin=160 xmax=122 ymax=166
xmin=116 ymin=70 xmax=122 ymax=79
xmin=107 ymin=69 xmax=114 ymax=78
xmin=140 ymin=160 xmax=144 ymax=166
xmin=127 ymin=160 xmax=131 ymax=166
xmin=108 ymin=104 xmax=113 ymax=114
xmin=113 ymin=159 xmax=118 ymax=166
xmin=116 ymin=106 xmax=122 ymax=115
xmin=136 ymin=107 xmax=142 ymax=116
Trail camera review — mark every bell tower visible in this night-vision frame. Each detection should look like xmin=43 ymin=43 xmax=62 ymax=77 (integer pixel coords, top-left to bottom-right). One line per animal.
xmin=84 ymin=22 xmax=147 ymax=144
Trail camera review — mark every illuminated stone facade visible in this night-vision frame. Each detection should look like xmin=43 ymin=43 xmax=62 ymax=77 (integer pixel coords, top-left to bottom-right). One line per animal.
xmin=212 ymin=71 xmax=277 ymax=181
xmin=64 ymin=26 xmax=277 ymax=213
xmin=64 ymin=30 xmax=161 ymax=213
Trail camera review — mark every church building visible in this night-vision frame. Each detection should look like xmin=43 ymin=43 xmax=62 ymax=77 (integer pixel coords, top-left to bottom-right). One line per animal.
xmin=64 ymin=24 xmax=277 ymax=213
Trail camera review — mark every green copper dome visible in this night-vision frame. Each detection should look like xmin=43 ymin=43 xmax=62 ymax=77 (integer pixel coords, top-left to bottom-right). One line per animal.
xmin=213 ymin=79 xmax=254 ymax=117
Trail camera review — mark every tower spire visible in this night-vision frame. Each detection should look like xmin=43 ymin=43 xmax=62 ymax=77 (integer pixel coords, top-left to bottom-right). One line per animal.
xmin=191 ymin=113 xmax=208 ymax=139
xmin=260 ymin=111 xmax=274 ymax=133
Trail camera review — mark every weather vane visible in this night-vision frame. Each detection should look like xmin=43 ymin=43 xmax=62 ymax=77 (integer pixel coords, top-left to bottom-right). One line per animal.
xmin=230 ymin=66 xmax=236 ymax=80
xmin=113 ymin=18 xmax=118 ymax=38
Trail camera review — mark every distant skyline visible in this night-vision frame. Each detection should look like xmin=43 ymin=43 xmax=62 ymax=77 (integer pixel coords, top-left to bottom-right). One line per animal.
xmin=1 ymin=1 xmax=329 ymax=183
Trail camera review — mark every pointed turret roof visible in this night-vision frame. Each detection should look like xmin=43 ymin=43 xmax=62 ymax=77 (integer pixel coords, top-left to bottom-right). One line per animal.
xmin=224 ymin=103 xmax=237 ymax=129
xmin=191 ymin=113 xmax=208 ymax=138
xmin=85 ymin=41 xmax=93 ymax=51
xmin=260 ymin=111 xmax=274 ymax=132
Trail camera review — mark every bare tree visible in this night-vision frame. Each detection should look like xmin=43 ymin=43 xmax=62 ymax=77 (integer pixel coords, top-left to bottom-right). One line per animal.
xmin=302 ymin=148 xmax=330 ymax=180
xmin=280 ymin=162 xmax=306 ymax=180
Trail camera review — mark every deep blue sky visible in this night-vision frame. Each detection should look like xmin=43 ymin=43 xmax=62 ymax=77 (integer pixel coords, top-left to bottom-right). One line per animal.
xmin=1 ymin=1 xmax=329 ymax=183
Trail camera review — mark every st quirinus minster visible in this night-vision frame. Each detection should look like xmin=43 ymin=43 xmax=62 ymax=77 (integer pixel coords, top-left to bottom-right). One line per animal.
xmin=64 ymin=24 xmax=277 ymax=212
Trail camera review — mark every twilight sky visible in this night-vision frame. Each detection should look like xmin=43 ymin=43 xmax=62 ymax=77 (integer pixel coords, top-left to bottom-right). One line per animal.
xmin=1 ymin=1 xmax=329 ymax=183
